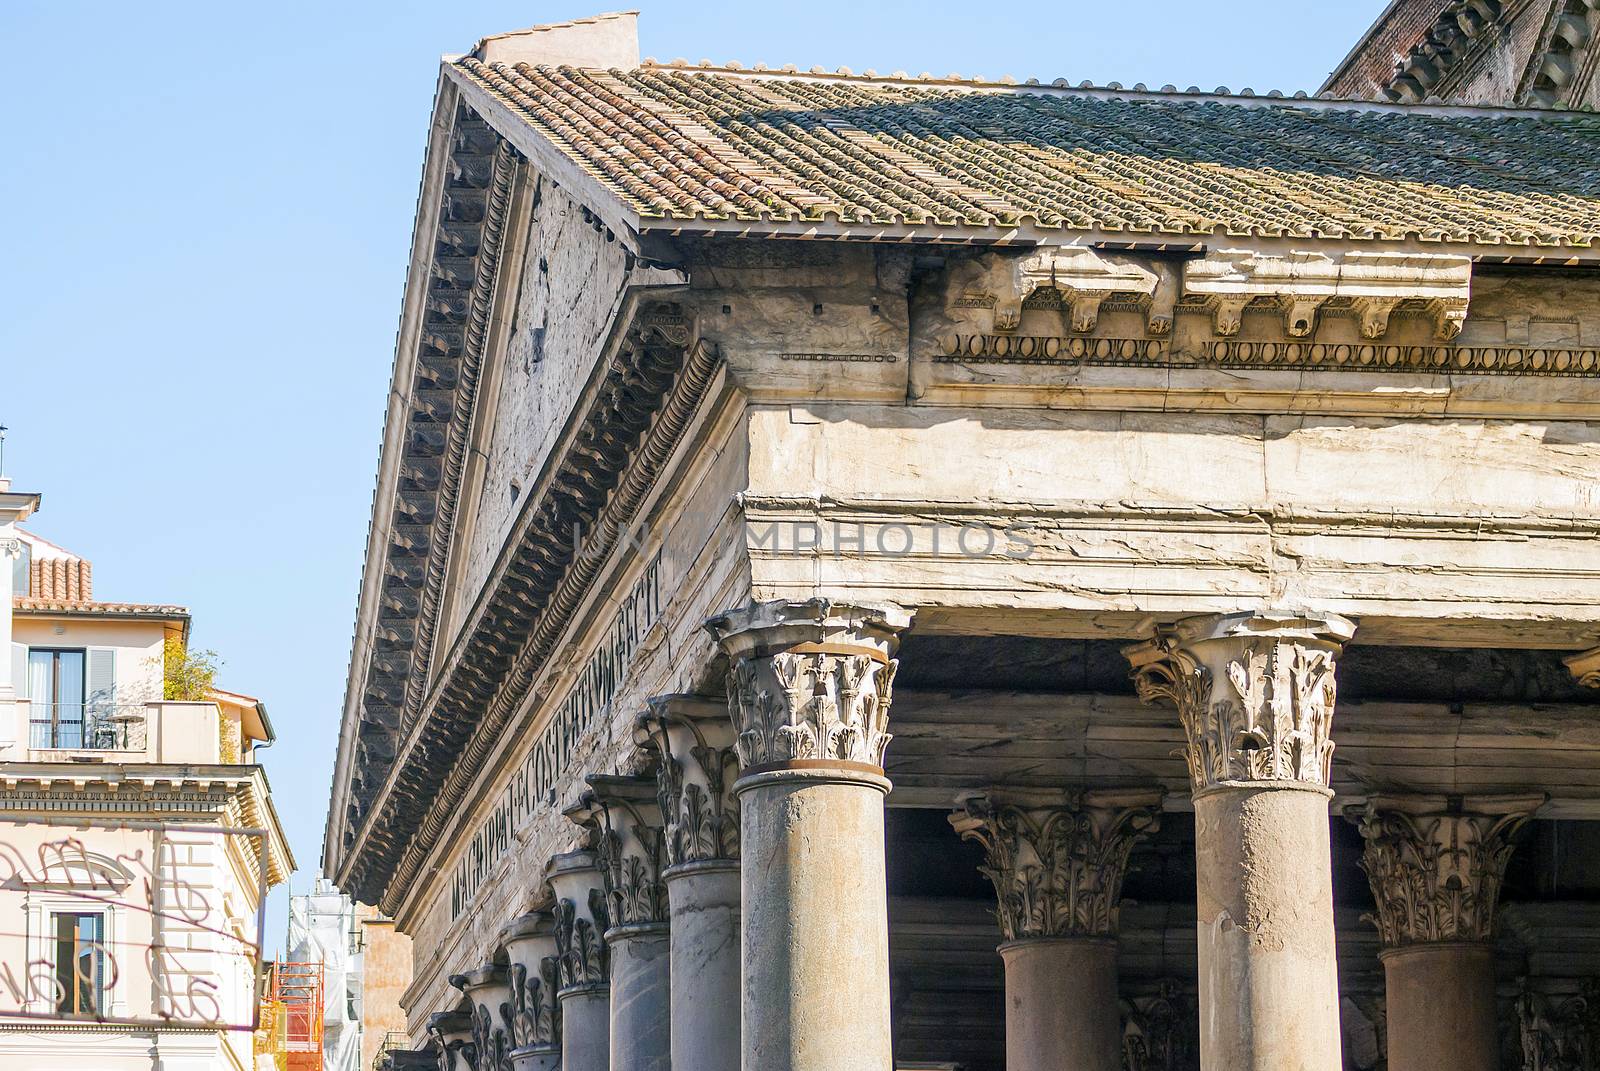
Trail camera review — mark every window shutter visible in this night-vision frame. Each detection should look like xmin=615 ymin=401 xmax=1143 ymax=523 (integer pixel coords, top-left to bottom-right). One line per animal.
xmin=9 ymin=645 xmax=25 ymax=699
xmin=86 ymin=649 xmax=116 ymax=719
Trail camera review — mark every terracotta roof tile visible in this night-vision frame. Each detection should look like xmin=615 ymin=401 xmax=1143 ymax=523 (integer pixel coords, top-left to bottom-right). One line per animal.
xmin=453 ymin=61 xmax=1600 ymax=247
xmin=14 ymin=596 xmax=188 ymax=617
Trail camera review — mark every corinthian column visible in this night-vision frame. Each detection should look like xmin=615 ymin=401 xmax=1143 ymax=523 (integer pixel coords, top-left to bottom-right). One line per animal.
xmin=546 ymin=847 xmax=611 ymax=1071
xmin=637 ymin=695 xmax=741 ymax=1071
xmin=1351 ymin=794 xmax=1544 ymax=1071
xmin=500 ymin=912 xmax=562 ymax=1071
xmin=426 ymin=1010 xmax=476 ymax=1071
xmin=1126 ymin=610 xmax=1355 ymax=1071
xmin=450 ymin=965 xmax=514 ymax=1071
xmin=705 ymin=598 xmax=912 ymax=1071
xmin=950 ymin=789 xmax=1162 ymax=1071
xmin=587 ymin=774 xmax=671 ymax=1071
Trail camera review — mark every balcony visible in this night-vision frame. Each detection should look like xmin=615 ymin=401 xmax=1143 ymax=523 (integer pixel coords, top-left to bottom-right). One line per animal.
xmin=27 ymin=703 xmax=145 ymax=751
xmin=8 ymin=699 xmax=242 ymax=765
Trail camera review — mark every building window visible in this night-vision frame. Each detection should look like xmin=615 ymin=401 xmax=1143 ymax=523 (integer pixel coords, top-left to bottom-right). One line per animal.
xmin=52 ymin=912 xmax=105 ymax=1016
xmin=28 ymin=648 xmax=85 ymax=748
xmin=10 ymin=541 xmax=29 ymax=596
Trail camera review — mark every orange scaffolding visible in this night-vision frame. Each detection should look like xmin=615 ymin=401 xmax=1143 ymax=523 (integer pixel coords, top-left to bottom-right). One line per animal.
xmin=270 ymin=960 xmax=325 ymax=1071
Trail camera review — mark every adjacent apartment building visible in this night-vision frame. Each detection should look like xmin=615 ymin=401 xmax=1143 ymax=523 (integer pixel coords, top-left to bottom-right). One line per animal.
xmin=0 ymin=475 xmax=294 ymax=1070
xmin=330 ymin=9 xmax=1600 ymax=1071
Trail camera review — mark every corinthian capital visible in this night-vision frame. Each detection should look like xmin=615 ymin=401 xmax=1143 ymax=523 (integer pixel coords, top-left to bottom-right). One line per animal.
xmin=635 ymin=695 xmax=739 ymax=868
xmin=1124 ymin=611 xmax=1355 ymax=791
xmin=499 ymin=912 xmax=561 ymax=1054
xmin=1565 ymin=647 xmax=1600 ymax=689
xmin=449 ymin=966 xmax=513 ymax=1071
xmin=950 ymin=788 xmax=1163 ymax=941
xmin=544 ymin=848 xmax=611 ymax=990
xmin=705 ymin=599 xmax=912 ymax=771
xmin=427 ymin=1010 xmax=477 ymax=1071
xmin=1351 ymin=793 xmax=1544 ymax=948
xmin=584 ymin=774 xmax=669 ymax=929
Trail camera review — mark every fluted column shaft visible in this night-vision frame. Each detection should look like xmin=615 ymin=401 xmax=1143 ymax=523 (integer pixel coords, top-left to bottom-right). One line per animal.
xmin=638 ymin=695 xmax=741 ymax=1071
xmin=707 ymin=599 xmax=911 ymax=1071
xmin=1128 ymin=611 xmax=1355 ymax=1071
xmin=951 ymin=790 xmax=1162 ymax=1071
xmin=1352 ymin=794 xmax=1543 ymax=1071
xmin=547 ymin=848 xmax=612 ymax=1071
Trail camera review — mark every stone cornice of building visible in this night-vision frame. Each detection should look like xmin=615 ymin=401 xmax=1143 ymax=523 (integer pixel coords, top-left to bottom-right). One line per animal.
xmin=341 ymin=297 xmax=717 ymax=913
xmin=334 ymin=244 xmax=723 ymax=909
xmin=0 ymin=762 xmax=294 ymax=885
xmin=326 ymin=75 xmax=522 ymax=875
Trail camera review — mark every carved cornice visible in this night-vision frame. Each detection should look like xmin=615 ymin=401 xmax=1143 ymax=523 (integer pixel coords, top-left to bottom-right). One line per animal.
xmin=585 ymin=775 xmax=669 ymax=929
xmin=347 ymin=104 xmax=519 ymax=838
xmin=1565 ymin=647 xmax=1600 ymax=689
xmin=450 ymin=966 xmax=514 ymax=1071
xmin=349 ymin=296 xmax=718 ymax=910
xmin=950 ymin=788 xmax=1162 ymax=941
xmin=1183 ymin=250 xmax=1471 ymax=340
xmin=1384 ymin=0 xmax=1509 ymax=102
xmin=706 ymin=599 xmax=912 ymax=772
xmin=1353 ymin=794 xmax=1544 ymax=948
xmin=1124 ymin=611 xmax=1355 ymax=791
xmin=544 ymin=848 xmax=611 ymax=991
xmin=1120 ymin=979 xmax=1200 ymax=1071
xmin=635 ymin=695 xmax=739 ymax=868
xmin=499 ymin=912 xmax=561 ymax=1053
xmin=428 ymin=1009 xmax=479 ymax=1071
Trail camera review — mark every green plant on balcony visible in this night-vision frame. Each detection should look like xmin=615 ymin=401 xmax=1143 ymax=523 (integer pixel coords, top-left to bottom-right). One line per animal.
xmin=159 ymin=637 xmax=221 ymax=701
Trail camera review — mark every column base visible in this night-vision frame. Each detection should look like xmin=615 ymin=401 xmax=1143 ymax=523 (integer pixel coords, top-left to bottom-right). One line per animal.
xmin=998 ymin=937 xmax=1121 ymax=1071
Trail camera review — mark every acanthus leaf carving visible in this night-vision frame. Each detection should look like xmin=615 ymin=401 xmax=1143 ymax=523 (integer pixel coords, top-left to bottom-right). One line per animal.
xmin=1121 ymin=979 xmax=1200 ymax=1071
xmin=586 ymin=775 xmax=669 ymax=928
xmin=1351 ymin=794 xmax=1543 ymax=948
xmin=950 ymin=789 xmax=1162 ymax=941
xmin=499 ymin=912 xmax=561 ymax=1053
xmin=427 ymin=1010 xmax=478 ymax=1071
xmin=1124 ymin=612 xmax=1354 ymax=792
xmin=636 ymin=697 xmax=740 ymax=867
xmin=1517 ymin=980 xmax=1600 ymax=1071
xmin=545 ymin=849 xmax=611 ymax=989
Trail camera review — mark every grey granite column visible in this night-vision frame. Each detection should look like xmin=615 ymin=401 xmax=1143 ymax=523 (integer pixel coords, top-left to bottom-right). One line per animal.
xmin=1351 ymin=793 xmax=1544 ymax=1071
xmin=637 ymin=694 xmax=741 ymax=1071
xmin=547 ymin=847 xmax=611 ymax=1071
xmin=501 ymin=911 xmax=562 ymax=1071
xmin=951 ymin=789 xmax=1162 ymax=1071
xmin=706 ymin=599 xmax=912 ymax=1071
xmin=451 ymin=965 xmax=514 ymax=1071
xmin=587 ymin=774 xmax=671 ymax=1071
xmin=1127 ymin=610 xmax=1355 ymax=1071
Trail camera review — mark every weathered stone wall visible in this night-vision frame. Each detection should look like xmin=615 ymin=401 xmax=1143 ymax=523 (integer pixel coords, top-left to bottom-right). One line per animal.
xmin=1325 ymin=0 xmax=1456 ymax=99
xmin=453 ymin=175 xmax=637 ymax=633
xmin=399 ymin=395 xmax=752 ymax=1028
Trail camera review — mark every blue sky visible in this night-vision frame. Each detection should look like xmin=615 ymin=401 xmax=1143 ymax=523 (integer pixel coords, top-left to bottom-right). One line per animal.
xmin=0 ymin=1 xmax=1385 ymax=942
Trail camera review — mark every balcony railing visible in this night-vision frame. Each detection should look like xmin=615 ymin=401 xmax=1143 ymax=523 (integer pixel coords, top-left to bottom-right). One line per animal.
xmin=29 ymin=704 xmax=144 ymax=750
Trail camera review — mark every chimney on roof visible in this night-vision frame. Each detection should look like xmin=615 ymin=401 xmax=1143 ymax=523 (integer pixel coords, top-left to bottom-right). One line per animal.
xmin=32 ymin=555 xmax=92 ymax=603
xmin=470 ymin=10 xmax=639 ymax=69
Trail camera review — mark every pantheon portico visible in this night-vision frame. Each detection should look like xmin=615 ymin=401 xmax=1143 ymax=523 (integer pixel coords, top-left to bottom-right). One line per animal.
xmin=332 ymin=11 xmax=1600 ymax=1071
